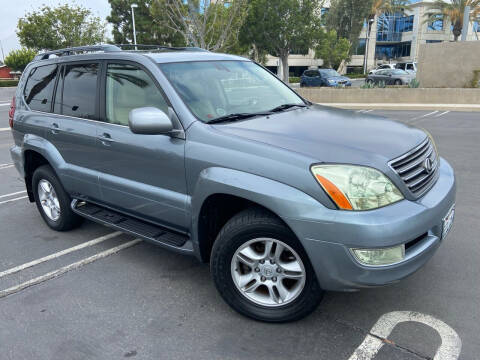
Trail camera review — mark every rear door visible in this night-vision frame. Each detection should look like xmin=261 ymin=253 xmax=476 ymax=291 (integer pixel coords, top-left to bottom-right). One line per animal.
xmin=47 ymin=61 xmax=102 ymax=200
xmin=94 ymin=61 xmax=188 ymax=230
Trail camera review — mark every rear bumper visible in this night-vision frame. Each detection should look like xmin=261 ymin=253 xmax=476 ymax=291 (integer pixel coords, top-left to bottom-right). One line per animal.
xmin=285 ymin=158 xmax=456 ymax=291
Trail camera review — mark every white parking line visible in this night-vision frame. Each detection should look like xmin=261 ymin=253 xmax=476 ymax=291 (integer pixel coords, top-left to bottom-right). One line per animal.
xmin=0 ymin=103 xmax=10 ymax=107
xmin=434 ymin=111 xmax=451 ymax=118
xmin=363 ymin=109 xmax=374 ymax=113
xmin=408 ymin=111 xmax=439 ymax=122
xmin=349 ymin=311 xmax=462 ymax=360
xmin=0 ymin=163 xmax=13 ymax=167
xmin=0 ymin=196 xmax=28 ymax=205
xmin=0 ymin=165 xmax=14 ymax=170
xmin=0 ymin=190 xmax=26 ymax=199
xmin=0 ymin=128 xmax=11 ymax=132
xmin=0 ymin=238 xmax=142 ymax=299
xmin=0 ymin=231 xmax=122 ymax=279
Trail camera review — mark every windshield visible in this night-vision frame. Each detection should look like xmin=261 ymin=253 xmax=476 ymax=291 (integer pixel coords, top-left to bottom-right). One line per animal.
xmin=319 ymin=69 xmax=340 ymax=77
xmin=159 ymin=61 xmax=304 ymax=122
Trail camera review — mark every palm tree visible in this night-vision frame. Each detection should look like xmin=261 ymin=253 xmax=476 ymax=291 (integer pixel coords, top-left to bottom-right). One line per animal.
xmin=426 ymin=0 xmax=480 ymax=41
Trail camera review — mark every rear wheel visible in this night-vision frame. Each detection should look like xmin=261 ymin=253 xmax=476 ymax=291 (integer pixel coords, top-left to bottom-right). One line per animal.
xmin=395 ymin=79 xmax=402 ymax=86
xmin=210 ymin=208 xmax=324 ymax=322
xmin=32 ymin=165 xmax=83 ymax=231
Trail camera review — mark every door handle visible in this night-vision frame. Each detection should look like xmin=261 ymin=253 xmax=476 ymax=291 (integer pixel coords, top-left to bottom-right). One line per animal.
xmin=98 ymin=132 xmax=114 ymax=146
xmin=50 ymin=123 xmax=59 ymax=134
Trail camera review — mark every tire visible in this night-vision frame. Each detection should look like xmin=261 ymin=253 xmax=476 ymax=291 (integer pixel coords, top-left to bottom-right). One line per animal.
xmin=210 ymin=208 xmax=324 ymax=322
xmin=366 ymin=79 xmax=373 ymax=84
xmin=394 ymin=79 xmax=402 ymax=86
xmin=32 ymin=165 xmax=83 ymax=231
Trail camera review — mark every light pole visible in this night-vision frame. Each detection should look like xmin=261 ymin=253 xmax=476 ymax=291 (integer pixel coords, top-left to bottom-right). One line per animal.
xmin=131 ymin=3 xmax=138 ymax=50
xmin=364 ymin=18 xmax=375 ymax=75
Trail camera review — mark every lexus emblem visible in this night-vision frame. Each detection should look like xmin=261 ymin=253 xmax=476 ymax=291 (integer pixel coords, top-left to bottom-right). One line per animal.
xmin=423 ymin=158 xmax=433 ymax=173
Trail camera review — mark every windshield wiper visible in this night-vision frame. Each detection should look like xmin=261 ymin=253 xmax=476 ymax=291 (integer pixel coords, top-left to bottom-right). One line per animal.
xmin=207 ymin=112 xmax=272 ymax=124
xmin=269 ymin=103 xmax=308 ymax=113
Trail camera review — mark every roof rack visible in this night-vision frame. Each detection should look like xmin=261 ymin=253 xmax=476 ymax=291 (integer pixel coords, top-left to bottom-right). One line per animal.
xmin=34 ymin=44 xmax=209 ymax=61
xmin=34 ymin=44 xmax=121 ymax=61
xmin=116 ymin=44 xmax=208 ymax=52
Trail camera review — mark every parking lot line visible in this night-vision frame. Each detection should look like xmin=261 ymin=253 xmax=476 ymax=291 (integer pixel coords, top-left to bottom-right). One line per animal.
xmin=0 ymin=128 xmax=11 ymax=132
xmin=0 ymin=165 xmax=14 ymax=170
xmin=0 ymin=238 xmax=142 ymax=299
xmin=0 ymin=196 xmax=28 ymax=205
xmin=0 ymin=231 xmax=122 ymax=279
xmin=0 ymin=190 xmax=27 ymax=199
xmin=0 ymin=103 xmax=10 ymax=107
xmin=435 ymin=111 xmax=451 ymax=118
xmin=0 ymin=163 xmax=13 ymax=167
xmin=408 ymin=111 xmax=439 ymax=123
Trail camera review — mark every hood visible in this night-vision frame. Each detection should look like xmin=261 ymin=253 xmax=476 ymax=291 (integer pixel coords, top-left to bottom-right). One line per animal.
xmin=212 ymin=105 xmax=427 ymax=166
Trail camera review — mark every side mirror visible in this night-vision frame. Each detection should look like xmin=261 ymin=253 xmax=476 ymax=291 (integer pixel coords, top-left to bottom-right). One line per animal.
xmin=128 ymin=107 xmax=173 ymax=135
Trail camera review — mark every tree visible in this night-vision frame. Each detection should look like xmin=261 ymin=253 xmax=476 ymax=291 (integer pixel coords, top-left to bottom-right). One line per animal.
xmin=4 ymin=48 xmax=36 ymax=71
xmin=325 ymin=0 xmax=374 ymax=48
xmin=107 ymin=0 xmax=185 ymax=46
xmin=314 ymin=30 xmax=351 ymax=70
xmin=150 ymin=0 xmax=247 ymax=52
xmin=240 ymin=0 xmax=321 ymax=83
xmin=16 ymin=4 xmax=106 ymax=51
xmin=426 ymin=0 xmax=480 ymax=41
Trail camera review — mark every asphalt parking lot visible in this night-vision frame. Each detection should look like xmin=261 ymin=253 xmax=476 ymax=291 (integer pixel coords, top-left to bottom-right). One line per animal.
xmin=0 ymin=87 xmax=478 ymax=359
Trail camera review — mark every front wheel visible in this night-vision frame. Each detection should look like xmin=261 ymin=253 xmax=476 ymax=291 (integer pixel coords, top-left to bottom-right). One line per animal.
xmin=210 ymin=208 xmax=324 ymax=322
xmin=394 ymin=79 xmax=402 ymax=86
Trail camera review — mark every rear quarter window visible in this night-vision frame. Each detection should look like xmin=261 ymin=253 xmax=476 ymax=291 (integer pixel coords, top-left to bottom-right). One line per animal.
xmin=23 ymin=64 xmax=58 ymax=112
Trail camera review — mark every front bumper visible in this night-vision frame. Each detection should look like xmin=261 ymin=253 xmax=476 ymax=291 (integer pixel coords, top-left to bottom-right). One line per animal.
xmin=285 ymin=158 xmax=456 ymax=291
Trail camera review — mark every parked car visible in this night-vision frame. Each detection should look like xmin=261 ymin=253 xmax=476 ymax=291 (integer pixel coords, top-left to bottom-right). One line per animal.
xmin=9 ymin=45 xmax=455 ymax=323
xmin=366 ymin=69 xmax=415 ymax=85
xmin=368 ymin=64 xmax=396 ymax=75
xmin=300 ymin=68 xmax=352 ymax=87
xmin=395 ymin=62 xmax=417 ymax=74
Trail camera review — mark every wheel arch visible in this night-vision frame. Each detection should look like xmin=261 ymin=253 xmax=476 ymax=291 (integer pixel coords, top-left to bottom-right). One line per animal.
xmin=190 ymin=167 xmax=323 ymax=263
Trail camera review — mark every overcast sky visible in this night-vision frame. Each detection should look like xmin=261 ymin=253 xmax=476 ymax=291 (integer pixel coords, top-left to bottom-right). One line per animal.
xmin=0 ymin=0 xmax=112 ymax=61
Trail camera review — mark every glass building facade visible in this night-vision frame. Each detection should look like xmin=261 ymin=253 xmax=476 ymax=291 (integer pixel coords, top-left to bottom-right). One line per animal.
xmin=377 ymin=13 xmax=414 ymax=42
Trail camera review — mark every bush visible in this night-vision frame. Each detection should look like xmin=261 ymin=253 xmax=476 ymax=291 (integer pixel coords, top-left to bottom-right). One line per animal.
xmin=0 ymin=80 xmax=19 ymax=87
xmin=289 ymin=77 xmax=300 ymax=83
xmin=408 ymin=78 xmax=420 ymax=88
xmin=4 ymin=48 xmax=36 ymax=72
xmin=361 ymin=80 xmax=385 ymax=89
xmin=347 ymin=73 xmax=366 ymax=79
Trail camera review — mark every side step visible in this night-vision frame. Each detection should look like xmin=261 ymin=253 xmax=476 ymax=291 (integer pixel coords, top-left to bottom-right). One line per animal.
xmin=71 ymin=200 xmax=189 ymax=248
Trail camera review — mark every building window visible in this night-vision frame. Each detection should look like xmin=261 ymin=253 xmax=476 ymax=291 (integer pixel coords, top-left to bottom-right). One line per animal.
xmin=428 ymin=14 xmax=444 ymax=31
xmin=375 ymin=41 xmax=411 ymax=60
xmin=474 ymin=21 xmax=480 ymax=32
xmin=377 ymin=14 xmax=414 ymax=42
xmin=426 ymin=40 xmax=443 ymax=43
xmin=353 ymin=39 xmax=367 ymax=55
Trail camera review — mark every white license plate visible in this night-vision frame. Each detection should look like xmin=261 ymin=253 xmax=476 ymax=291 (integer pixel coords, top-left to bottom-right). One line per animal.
xmin=442 ymin=205 xmax=455 ymax=239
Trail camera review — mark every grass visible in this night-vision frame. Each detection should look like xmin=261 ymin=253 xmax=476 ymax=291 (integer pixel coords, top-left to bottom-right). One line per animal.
xmin=0 ymin=80 xmax=19 ymax=87
xmin=289 ymin=77 xmax=300 ymax=83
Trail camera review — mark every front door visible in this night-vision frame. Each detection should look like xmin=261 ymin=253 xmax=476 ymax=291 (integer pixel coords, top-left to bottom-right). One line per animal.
xmin=95 ymin=61 xmax=188 ymax=231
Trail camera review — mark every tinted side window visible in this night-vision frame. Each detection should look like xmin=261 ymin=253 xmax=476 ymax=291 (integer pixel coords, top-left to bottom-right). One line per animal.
xmin=53 ymin=66 xmax=64 ymax=114
xmin=24 ymin=64 xmax=58 ymax=112
xmin=62 ymin=63 xmax=99 ymax=119
xmin=105 ymin=63 xmax=169 ymax=126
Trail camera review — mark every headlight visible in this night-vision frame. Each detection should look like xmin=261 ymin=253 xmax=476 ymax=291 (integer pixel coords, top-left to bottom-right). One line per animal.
xmin=311 ymin=165 xmax=404 ymax=210
xmin=351 ymin=245 xmax=405 ymax=266
xmin=328 ymin=79 xmax=336 ymax=84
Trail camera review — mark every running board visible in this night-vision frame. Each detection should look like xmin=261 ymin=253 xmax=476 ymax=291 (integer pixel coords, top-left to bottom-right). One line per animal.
xmin=71 ymin=199 xmax=189 ymax=248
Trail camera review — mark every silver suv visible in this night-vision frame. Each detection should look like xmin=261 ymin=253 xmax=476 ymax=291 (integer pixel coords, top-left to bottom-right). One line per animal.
xmin=9 ymin=45 xmax=456 ymax=322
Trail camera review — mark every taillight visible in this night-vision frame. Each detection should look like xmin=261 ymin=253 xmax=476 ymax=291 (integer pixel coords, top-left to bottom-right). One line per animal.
xmin=8 ymin=96 xmax=15 ymax=128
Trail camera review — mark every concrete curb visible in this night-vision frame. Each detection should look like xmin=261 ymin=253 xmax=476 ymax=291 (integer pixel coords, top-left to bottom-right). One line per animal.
xmin=318 ymin=103 xmax=480 ymax=112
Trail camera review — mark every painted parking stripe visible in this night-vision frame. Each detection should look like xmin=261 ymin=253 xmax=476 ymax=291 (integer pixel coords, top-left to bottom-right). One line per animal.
xmin=0 ymin=196 xmax=28 ymax=205
xmin=0 ymin=103 xmax=10 ymax=107
xmin=0 ymin=165 xmax=14 ymax=170
xmin=0 ymin=163 xmax=13 ymax=167
xmin=0 ymin=231 xmax=122 ymax=279
xmin=0 ymin=190 xmax=26 ymax=199
xmin=408 ymin=111 xmax=439 ymax=122
xmin=363 ymin=109 xmax=374 ymax=113
xmin=0 ymin=238 xmax=142 ymax=299
xmin=434 ymin=111 xmax=450 ymax=118
xmin=0 ymin=128 xmax=11 ymax=132
xmin=349 ymin=311 xmax=461 ymax=360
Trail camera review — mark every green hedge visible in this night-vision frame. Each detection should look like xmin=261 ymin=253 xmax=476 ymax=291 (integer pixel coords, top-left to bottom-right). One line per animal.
xmin=0 ymin=80 xmax=19 ymax=87
xmin=347 ymin=73 xmax=366 ymax=79
xmin=289 ymin=77 xmax=300 ymax=83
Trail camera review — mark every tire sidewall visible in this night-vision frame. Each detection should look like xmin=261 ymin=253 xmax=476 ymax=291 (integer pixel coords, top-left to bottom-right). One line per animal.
xmin=32 ymin=166 xmax=76 ymax=231
xmin=211 ymin=213 xmax=322 ymax=322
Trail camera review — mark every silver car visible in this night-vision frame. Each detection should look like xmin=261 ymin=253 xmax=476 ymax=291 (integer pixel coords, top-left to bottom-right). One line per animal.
xmin=9 ymin=45 xmax=455 ymax=322
xmin=367 ymin=69 xmax=415 ymax=85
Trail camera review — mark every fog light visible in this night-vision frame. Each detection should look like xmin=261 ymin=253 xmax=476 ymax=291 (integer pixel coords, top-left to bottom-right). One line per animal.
xmin=351 ymin=245 xmax=405 ymax=266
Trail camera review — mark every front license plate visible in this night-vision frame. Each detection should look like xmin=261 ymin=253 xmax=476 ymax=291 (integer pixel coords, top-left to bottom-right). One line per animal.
xmin=442 ymin=205 xmax=455 ymax=240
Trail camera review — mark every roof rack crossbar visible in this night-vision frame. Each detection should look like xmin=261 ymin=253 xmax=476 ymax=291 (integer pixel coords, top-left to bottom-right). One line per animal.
xmin=116 ymin=44 xmax=208 ymax=52
xmin=34 ymin=44 xmax=122 ymax=61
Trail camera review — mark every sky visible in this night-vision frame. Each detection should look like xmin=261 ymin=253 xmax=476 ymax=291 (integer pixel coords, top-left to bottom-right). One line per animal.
xmin=0 ymin=0 xmax=113 ymax=61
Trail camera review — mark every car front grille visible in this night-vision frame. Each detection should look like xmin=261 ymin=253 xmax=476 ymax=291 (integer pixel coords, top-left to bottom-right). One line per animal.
xmin=389 ymin=137 xmax=439 ymax=198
